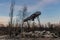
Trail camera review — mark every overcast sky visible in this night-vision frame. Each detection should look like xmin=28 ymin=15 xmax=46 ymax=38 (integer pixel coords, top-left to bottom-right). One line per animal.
xmin=0 ymin=0 xmax=60 ymax=25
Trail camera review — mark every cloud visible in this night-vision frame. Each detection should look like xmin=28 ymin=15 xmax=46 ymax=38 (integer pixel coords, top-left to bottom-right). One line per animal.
xmin=0 ymin=0 xmax=59 ymax=13
xmin=27 ymin=0 xmax=60 ymax=12
xmin=14 ymin=0 xmax=60 ymax=12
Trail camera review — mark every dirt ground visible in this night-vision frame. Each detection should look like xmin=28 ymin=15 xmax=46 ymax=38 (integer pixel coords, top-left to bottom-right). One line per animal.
xmin=0 ymin=38 xmax=60 ymax=40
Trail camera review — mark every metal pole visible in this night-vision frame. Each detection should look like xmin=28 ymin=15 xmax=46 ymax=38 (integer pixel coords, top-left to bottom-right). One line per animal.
xmin=27 ymin=21 xmax=30 ymax=32
xmin=37 ymin=16 xmax=41 ymax=27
